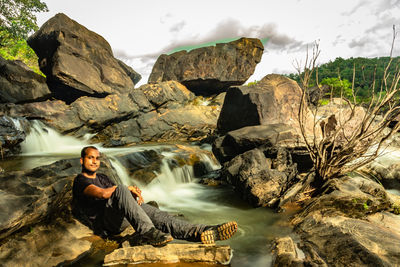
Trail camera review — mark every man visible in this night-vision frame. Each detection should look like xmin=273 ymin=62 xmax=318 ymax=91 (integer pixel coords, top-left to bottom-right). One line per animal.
xmin=72 ymin=146 xmax=238 ymax=246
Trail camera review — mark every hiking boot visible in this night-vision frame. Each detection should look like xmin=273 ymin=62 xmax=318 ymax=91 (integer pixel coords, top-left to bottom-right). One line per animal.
xmin=200 ymin=221 xmax=238 ymax=244
xmin=142 ymin=228 xmax=173 ymax=247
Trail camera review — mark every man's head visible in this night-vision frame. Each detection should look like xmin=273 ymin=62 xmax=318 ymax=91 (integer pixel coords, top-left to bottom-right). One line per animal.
xmin=80 ymin=146 xmax=100 ymax=175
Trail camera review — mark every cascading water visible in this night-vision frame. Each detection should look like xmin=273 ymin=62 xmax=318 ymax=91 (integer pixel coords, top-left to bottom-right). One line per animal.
xmin=21 ymin=120 xmax=94 ymax=156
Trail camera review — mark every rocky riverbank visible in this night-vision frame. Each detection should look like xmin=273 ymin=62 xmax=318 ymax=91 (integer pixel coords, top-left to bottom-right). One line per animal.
xmin=1 ymin=12 xmax=400 ymax=266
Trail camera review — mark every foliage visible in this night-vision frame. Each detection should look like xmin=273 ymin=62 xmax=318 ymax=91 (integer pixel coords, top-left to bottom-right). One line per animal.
xmin=287 ymin=56 xmax=400 ymax=102
xmin=0 ymin=0 xmax=47 ymax=74
xmin=0 ymin=0 xmax=48 ymax=42
xmin=0 ymin=36 xmax=42 ymax=74
xmin=320 ymin=77 xmax=352 ymax=99
xmin=246 ymin=80 xmax=258 ymax=86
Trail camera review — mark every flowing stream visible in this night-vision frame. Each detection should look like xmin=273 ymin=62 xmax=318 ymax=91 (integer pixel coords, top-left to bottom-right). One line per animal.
xmin=10 ymin=121 xmax=294 ymax=266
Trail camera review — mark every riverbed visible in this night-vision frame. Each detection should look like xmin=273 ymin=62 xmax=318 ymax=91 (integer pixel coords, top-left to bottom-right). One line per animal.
xmin=4 ymin=121 xmax=295 ymax=266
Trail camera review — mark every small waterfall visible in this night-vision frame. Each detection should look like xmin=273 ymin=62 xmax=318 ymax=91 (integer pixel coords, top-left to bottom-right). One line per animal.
xmin=9 ymin=117 xmax=24 ymax=131
xmin=140 ymin=149 xmax=223 ymax=211
xmin=109 ymin=157 xmax=133 ymax=186
xmin=21 ymin=120 xmax=94 ymax=156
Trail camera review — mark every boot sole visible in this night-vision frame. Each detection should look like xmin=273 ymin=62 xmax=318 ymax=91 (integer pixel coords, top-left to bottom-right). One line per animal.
xmin=201 ymin=221 xmax=238 ymax=244
xmin=151 ymin=236 xmax=174 ymax=247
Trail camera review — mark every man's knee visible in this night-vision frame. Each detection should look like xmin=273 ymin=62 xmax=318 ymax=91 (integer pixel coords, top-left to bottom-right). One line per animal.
xmin=113 ymin=185 xmax=130 ymax=196
xmin=112 ymin=185 xmax=137 ymax=203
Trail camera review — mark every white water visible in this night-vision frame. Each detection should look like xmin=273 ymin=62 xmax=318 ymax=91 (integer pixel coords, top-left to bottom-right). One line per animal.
xmin=21 ymin=120 xmax=94 ymax=156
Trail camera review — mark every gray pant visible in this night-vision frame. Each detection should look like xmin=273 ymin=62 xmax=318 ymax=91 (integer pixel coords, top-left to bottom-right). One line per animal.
xmin=102 ymin=185 xmax=208 ymax=241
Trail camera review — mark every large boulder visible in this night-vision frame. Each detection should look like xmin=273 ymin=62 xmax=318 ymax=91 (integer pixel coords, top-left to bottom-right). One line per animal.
xmin=27 ymin=13 xmax=141 ymax=103
xmin=296 ymin=175 xmax=392 ymax=218
xmin=148 ymin=38 xmax=264 ymax=95
xmin=212 ymin=124 xmax=307 ymax=164
xmin=0 ymin=57 xmax=51 ymax=103
xmin=223 ymin=147 xmax=297 ymax=207
xmin=286 ymin=175 xmax=400 ymax=266
xmin=295 ymin=211 xmax=400 ymax=266
xmin=217 ymin=74 xmax=306 ymax=134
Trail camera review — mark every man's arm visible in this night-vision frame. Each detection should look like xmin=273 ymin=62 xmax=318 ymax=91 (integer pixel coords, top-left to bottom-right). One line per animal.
xmin=83 ymin=184 xmax=117 ymax=199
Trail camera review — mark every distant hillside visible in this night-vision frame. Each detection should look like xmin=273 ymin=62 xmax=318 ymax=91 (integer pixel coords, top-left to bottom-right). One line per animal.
xmin=286 ymin=56 xmax=400 ymax=100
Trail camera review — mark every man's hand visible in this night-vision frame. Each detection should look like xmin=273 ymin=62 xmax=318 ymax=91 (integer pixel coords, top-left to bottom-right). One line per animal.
xmin=128 ymin=186 xmax=144 ymax=205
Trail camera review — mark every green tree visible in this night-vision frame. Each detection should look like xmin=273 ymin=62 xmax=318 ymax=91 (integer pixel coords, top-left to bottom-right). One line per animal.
xmin=0 ymin=0 xmax=48 ymax=42
xmin=0 ymin=0 xmax=48 ymax=74
xmin=320 ymin=77 xmax=352 ymax=99
xmin=287 ymin=56 xmax=400 ymax=102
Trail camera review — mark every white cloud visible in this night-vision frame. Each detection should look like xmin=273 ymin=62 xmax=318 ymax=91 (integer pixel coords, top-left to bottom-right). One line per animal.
xmin=35 ymin=0 xmax=400 ymax=85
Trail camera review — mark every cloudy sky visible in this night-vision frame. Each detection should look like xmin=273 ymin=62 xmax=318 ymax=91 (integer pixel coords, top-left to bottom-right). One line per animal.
xmin=35 ymin=0 xmax=400 ymax=86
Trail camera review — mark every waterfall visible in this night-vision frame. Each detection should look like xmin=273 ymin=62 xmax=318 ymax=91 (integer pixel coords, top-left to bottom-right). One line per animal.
xmin=20 ymin=120 xmax=94 ymax=156
xmin=108 ymin=157 xmax=132 ymax=186
xmin=18 ymin=120 xmax=222 ymax=211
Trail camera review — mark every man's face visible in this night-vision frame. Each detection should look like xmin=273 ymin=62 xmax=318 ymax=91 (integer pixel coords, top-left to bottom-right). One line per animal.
xmin=80 ymin=148 xmax=100 ymax=173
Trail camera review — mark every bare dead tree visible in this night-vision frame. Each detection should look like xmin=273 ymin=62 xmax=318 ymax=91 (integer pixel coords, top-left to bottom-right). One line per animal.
xmin=296 ymin=27 xmax=400 ymax=190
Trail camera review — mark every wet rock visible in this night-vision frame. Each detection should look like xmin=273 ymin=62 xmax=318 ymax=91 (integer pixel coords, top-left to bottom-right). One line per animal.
xmin=148 ymin=38 xmax=263 ymax=95
xmin=273 ymin=236 xmax=305 ymax=267
xmin=103 ymin=244 xmax=233 ymax=265
xmin=295 ymin=211 xmax=400 ymax=266
xmin=212 ymin=124 xmax=304 ymax=164
xmin=199 ymin=177 xmax=225 ymax=186
xmin=115 ymin=150 xmax=163 ymax=185
xmin=27 ymin=13 xmax=141 ymax=103
xmin=0 ymin=156 xmax=119 ymax=239
xmin=0 ymin=57 xmax=51 ymax=103
xmin=223 ymin=147 xmax=297 ymax=207
xmin=217 ymin=74 xmax=306 ymax=134
xmin=137 ymin=81 xmax=195 ymax=109
xmin=0 ymin=116 xmax=30 ymax=157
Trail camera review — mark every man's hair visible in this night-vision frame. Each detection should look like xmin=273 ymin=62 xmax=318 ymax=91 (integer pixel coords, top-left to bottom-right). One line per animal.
xmin=80 ymin=146 xmax=99 ymax=158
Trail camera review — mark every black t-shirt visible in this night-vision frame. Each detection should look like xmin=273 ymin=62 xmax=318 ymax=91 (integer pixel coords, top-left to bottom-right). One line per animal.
xmin=72 ymin=173 xmax=115 ymax=229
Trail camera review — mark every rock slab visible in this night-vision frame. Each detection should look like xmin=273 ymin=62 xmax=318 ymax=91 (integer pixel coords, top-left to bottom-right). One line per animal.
xmin=103 ymin=244 xmax=232 ymax=265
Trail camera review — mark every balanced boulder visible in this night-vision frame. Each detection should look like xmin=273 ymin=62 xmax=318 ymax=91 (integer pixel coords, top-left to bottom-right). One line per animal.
xmin=28 ymin=13 xmax=141 ymax=103
xmin=148 ymin=38 xmax=263 ymax=95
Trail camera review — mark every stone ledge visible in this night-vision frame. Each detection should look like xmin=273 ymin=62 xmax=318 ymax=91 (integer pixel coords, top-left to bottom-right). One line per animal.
xmin=103 ymin=244 xmax=232 ymax=266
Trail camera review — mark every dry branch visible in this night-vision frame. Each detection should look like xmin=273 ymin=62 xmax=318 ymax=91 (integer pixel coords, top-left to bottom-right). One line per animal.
xmin=296 ymin=30 xmax=400 ymax=186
